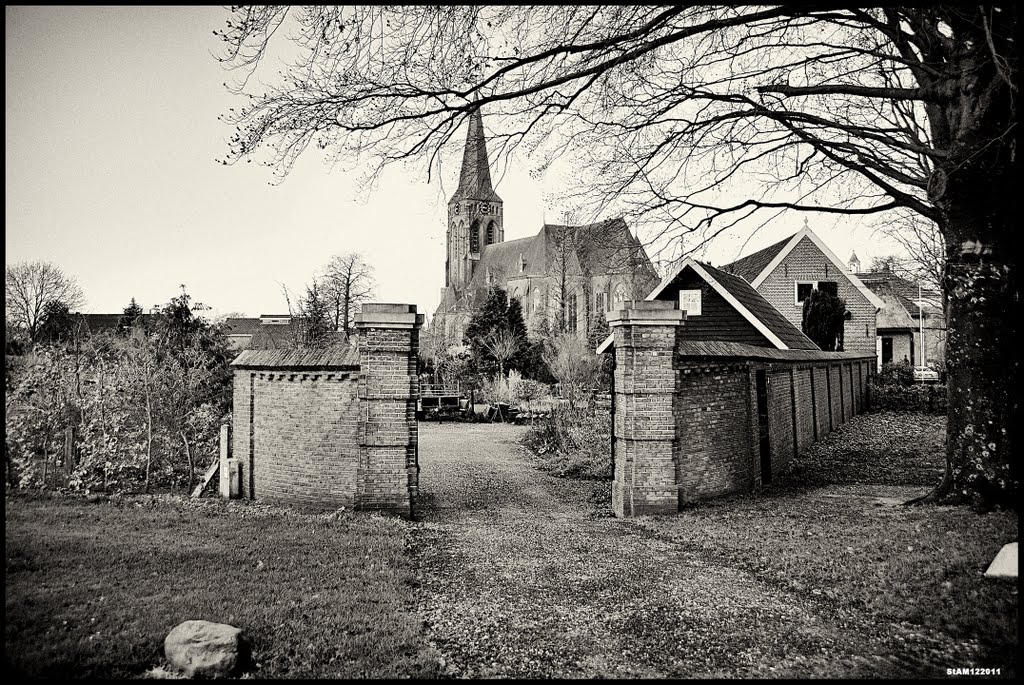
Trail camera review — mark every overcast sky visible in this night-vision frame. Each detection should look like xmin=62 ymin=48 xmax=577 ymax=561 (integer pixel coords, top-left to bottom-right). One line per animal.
xmin=6 ymin=6 xmax=908 ymax=322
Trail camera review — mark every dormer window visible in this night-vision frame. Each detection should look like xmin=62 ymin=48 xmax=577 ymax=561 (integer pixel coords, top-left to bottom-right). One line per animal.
xmin=518 ymin=252 xmax=525 ymax=273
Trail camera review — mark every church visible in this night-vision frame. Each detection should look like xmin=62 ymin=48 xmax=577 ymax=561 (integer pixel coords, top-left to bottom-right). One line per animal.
xmin=431 ymin=109 xmax=659 ymax=344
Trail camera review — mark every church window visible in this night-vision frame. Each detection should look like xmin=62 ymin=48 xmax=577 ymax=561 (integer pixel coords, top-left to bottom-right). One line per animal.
xmin=533 ymin=286 xmax=542 ymax=314
xmin=613 ymin=283 xmax=627 ymax=307
xmin=596 ymin=291 xmax=608 ymax=312
xmin=486 ymin=221 xmax=496 ymax=246
xmin=470 ymin=220 xmax=480 ymax=252
xmin=566 ymin=292 xmax=578 ymax=333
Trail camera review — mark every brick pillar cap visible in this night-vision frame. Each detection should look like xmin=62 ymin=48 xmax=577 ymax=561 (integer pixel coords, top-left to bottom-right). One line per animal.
xmin=355 ymin=303 xmax=423 ymax=329
xmin=607 ymin=300 xmax=686 ymax=327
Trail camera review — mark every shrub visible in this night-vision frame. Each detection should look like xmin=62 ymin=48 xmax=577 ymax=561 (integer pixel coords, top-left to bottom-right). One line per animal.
xmin=870 ymin=381 xmax=947 ymax=413
xmin=875 ymin=360 xmax=915 ymax=386
xmin=522 ymin=400 xmax=611 ymax=480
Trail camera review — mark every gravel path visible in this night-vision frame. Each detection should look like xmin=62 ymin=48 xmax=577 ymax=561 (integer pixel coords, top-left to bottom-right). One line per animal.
xmin=412 ymin=423 xmax=980 ymax=678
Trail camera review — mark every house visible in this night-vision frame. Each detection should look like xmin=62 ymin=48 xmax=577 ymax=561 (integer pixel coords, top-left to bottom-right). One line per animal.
xmin=431 ymin=109 xmax=658 ymax=345
xmin=595 ymin=258 xmax=874 ymax=514
xmin=853 ymin=263 xmax=945 ymax=370
xmin=596 ymin=257 xmax=821 ymax=354
xmin=717 ymin=222 xmax=884 ymax=355
xmin=222 ymin=314 xmax=343 ymax=351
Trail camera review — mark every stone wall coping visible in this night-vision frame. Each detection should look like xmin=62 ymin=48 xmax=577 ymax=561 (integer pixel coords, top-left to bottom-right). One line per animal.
xmin=354 ymin=311 xmax=425 ymax=329
xmin=608 ymin=306 xmax=687 ymax=327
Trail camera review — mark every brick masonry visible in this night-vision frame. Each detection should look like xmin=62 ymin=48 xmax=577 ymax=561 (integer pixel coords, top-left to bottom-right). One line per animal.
xmin=231 ymin=304 xmax=423 ymax=516
xmin=609 ymin=301 xmax=875 ymax=517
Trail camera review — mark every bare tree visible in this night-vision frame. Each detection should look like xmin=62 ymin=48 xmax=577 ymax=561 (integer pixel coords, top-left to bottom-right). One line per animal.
xmin=873 ymin=213 xmax=946 ymax=295
xmin=6 ymin=260 xmax=85 ymax=342
xmin=217 ymin=6 xmax=1019 ymax=508
xmin=481 ymin=329 xmax=524 ymax=379
xmin=319 ymin=252 xmax=376 ymax=338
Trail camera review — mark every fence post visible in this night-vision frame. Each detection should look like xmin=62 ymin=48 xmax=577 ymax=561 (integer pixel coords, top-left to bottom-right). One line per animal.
xmin=218 ymin=420 xmax=231 ymax=498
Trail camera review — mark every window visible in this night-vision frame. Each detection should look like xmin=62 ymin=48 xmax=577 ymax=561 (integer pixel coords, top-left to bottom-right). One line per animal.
xmin=533 ymin=287 xmax=543 ymax=314
xmin=596 ymin=291 xmax=608 ymax=313
xmin=818 ymin=281 xmax=838 ymax=297
xmin=613 ymin=282 xmax=627 ymax=307
xmin=796 ymin=280 xmax=838 ymax=304
xmin=486 ymin=221 xmax=496 ymax=245
xmin=470 ymin=220 xmax=480 ymax=252
xmin=567 ymin=293 xmax=578 ymax=333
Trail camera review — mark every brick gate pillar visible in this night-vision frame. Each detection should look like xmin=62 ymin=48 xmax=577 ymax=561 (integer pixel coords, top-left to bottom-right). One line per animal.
xmin=608 ymin=300 xmax=686 ymax=517
xmin=355 ymin=303 xmax=424 ymax=516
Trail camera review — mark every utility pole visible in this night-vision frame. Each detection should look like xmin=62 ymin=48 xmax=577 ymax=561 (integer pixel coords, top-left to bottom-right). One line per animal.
xmin=918 ymin=282 xmax=926 ymax=369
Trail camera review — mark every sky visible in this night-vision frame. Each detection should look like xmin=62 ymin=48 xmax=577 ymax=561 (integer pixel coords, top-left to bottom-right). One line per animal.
xmin=6 ymin=6 xmax=909 ymax=322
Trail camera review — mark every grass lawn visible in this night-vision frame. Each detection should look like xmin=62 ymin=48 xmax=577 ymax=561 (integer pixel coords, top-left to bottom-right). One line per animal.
xmin=635 ymin=410 xmax=1018 ymax=676
xmin=5 ymin=494 xmax=440 ymax=679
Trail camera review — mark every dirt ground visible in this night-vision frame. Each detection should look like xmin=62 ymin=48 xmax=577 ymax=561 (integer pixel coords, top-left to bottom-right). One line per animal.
xmin=411 ymin=423 xmax=995 ymax=679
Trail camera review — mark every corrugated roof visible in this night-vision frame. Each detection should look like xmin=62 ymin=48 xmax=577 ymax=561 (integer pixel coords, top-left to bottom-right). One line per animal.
xmin=231 ymin=345 xmax=359 ymax=369
xmin=719 ymin=234 xmax=795 ymax=282
xmin=675 ymin=340 xmax=874 ymax=362
xmin=697 ymin=262 xmax=820 ymax=350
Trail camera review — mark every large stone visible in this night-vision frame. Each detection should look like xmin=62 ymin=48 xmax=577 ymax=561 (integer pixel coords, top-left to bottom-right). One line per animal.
xmin=984 ymin=542 xmax=1018 ymax=580
xmin=164 ymin=620 xmax=248 ymax=678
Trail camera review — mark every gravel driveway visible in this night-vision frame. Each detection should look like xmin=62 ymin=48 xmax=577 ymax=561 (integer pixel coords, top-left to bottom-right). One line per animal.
xmin=412 ymin=423 xmax=979 ymax=678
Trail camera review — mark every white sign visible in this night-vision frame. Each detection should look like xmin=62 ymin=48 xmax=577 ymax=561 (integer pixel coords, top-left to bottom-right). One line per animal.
xmin=678 ymin=289 xmax=702 ymax=316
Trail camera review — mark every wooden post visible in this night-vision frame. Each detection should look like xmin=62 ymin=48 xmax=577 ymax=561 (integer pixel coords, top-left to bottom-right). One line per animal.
xmin=218 ymin=422 xmax=231 ymax=498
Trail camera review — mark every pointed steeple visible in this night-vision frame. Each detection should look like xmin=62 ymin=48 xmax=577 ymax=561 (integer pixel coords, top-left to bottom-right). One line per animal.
xmin=451 ymin=108 xmax=502 ymax=203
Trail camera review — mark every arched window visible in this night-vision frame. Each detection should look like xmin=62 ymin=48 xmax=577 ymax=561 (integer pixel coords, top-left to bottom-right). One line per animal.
xmin=485 ymin=220 xmax=496 ymax=246
xmin=613 ymin=282 xmax=627 ymax=307
xmin=470 ymin=220 xmax=480 ymax=253
xmin=533 ymin=285 xmax=543 ymax=314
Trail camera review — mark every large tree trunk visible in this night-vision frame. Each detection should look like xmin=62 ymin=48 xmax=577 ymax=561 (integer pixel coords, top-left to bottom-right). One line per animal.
xmin=932 ymin=112 xmax=1019 ymax=510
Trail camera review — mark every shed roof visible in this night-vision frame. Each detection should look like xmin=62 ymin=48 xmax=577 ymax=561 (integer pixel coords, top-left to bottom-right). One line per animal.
xmin=231 ymin=345 xmax=359 ymax=369
xmin=675 ymin=340 xmax=874 ymax=362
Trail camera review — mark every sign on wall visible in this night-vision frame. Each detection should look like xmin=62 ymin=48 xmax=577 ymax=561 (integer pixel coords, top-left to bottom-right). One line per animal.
xmin=679 ymin=289 xmax=702 ymax=316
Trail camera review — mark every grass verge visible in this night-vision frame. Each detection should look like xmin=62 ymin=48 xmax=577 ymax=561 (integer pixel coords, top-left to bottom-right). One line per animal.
xmin=637 ymin=410 xmax=1017 ymax=675
xmin=5 ymin=493 xmax=440 ymax=679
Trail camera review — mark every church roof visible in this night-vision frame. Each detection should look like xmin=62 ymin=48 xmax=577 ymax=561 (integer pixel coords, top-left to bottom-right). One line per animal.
xmin=450 ymin=108 xmax=502 ymax=204
xmin=464 ymin=217 xmax=655 ymax=292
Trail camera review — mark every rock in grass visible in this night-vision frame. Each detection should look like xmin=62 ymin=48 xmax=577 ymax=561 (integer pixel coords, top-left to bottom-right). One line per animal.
xmin=164 ymin=620 xmax=249 ymax=678
xmin=984 ymin=542 xmax=1018 ymax=580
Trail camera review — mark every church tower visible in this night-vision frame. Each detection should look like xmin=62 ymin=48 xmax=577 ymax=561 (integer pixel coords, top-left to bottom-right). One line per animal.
xmin=445 ymin=108 xmax=503 ymax=290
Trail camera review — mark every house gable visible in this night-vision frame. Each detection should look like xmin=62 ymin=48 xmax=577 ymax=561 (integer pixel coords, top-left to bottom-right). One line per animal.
xmin=750 ymin=232 xmax=880 ymax=355
xmin=596 ymin=258 xmax=819 ymax=354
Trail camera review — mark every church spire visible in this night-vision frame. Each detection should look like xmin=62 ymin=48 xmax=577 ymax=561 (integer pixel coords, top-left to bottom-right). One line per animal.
xmin=451 ymin=108 xmax=502 ymax=203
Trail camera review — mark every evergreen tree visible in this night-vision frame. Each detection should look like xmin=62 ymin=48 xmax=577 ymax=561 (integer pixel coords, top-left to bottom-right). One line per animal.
xmin=117 ymin=297 xmax=145 ymax=335
xmin=36 ymin=300 xmax=77 ymax=344
xmin=801 ymin=289 xmax=847 ymax=352
xmin=302 ymin=283 xmax=333 ymax=348
xmin=464 ymin=286 xmax=535 ymax=379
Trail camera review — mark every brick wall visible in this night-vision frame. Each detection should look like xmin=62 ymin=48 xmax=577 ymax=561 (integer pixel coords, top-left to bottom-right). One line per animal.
xmin=792 ymin=367 xmax=815 ymax=452
xmin=766 ymin=368 xmax=796 ymax=474
xmin=607 ymin=300 xmax=875 ymax=516
xmin=230 ymin=304 xmax=422 ymax=516
xmin=675 ymin=362 xmax=755 ymax=501
xmin=252 ymin=372 xmax=359 ymax=510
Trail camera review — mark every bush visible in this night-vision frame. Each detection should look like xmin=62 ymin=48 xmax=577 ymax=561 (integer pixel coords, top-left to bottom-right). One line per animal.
xmin=875 ymin=360 xmax=915 ymax=386
xmin=870 ymin=381 xmax=947 ymax=413
xmin=521 ymin=400 xmax=611 ymax=480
